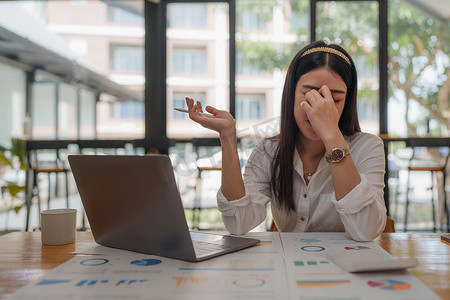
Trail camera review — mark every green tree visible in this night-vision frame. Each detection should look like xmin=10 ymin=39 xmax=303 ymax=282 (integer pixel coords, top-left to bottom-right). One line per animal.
xmin=388 ymin=0 xmax=450 ymax=136
xmin=237 ymin=0 xmax=450 ymax=136
xmin=312 ymin=1 xmax=380 ymax=132
xmin=236 ymin=0 xmax=309 ymax=73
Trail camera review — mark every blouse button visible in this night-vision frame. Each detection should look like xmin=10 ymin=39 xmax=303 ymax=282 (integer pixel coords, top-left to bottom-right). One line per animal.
xmin=300 ymin=217 xmax=305 ymax=222
xmin=303 ymin=194 xmax=307 ymax=198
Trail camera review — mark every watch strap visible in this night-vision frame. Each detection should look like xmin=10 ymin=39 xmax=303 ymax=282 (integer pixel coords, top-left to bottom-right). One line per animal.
xmin=326 ymin=147 xmax=350 ymax=163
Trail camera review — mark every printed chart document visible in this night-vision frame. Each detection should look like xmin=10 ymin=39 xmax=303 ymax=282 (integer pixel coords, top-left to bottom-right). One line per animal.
xmin=10 ymin=232 xmax=440 ymax=300
xmin=281 ymin=232 xmax=439 ymax=300
xmin=10 ymin=233 xmax=288 ymax=300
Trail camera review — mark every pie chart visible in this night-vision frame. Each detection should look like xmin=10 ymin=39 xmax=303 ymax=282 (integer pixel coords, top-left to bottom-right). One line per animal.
xmin=130 ymin=258 xmax=162 ymax=266
xmin=300 ymin=245 xmax=325 ymax=252
xmin=344 ymin=246 xmax=371 ymax=250
xmin=233 ymin=278 xmax=265 ymax=288
xmin=367 ymin=279 xmax=411 ymax=291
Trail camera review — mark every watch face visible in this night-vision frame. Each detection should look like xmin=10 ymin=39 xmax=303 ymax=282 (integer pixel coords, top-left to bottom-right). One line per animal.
xmin=331 ymin=149 xmax=344 ymax=161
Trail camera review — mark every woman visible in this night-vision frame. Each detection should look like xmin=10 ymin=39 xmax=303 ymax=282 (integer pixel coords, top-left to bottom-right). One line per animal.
xmin=186 ymin=41 xmax=386 ymax=241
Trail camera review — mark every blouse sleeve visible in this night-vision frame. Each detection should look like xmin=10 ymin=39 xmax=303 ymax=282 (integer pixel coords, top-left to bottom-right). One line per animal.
xmin=217 ymin=141 xmax=274 ymax=235
xmin=331 ymin=134 xmax=387 ymax=241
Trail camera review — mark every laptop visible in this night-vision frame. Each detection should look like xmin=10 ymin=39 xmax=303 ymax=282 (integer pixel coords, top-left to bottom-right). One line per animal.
xmin=68 ymin=154 xmax=260 ymax=262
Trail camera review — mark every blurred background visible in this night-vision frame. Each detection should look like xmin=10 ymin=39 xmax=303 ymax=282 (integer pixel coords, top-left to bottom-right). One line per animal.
xmin=0 ymin=0 xmax=448 ymax=234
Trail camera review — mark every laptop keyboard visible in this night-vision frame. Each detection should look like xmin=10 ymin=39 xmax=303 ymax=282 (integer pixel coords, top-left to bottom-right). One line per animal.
xmin=192 ymin=240 xmax=232 ymax=257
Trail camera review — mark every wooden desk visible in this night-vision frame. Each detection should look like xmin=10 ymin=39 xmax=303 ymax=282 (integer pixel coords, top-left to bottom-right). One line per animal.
xmin=0 ymin=232 xmax=449 ymax=299
xmin=0 ymin=232 xmax=94 ymax=298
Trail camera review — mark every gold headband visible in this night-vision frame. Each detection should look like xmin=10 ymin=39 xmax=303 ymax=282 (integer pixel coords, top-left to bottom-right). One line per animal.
xmin=301 ymin=47 xmax=351 ymax=65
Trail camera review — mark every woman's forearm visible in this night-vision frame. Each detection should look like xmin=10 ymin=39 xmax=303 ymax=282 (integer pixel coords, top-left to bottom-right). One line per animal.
xmin=184 ymin=97 xmax=245 ymax=200
xmin=323 ymin=134 xmax=361 ymax=200
xmin=219 ymin=132 xmax=245 ymax=201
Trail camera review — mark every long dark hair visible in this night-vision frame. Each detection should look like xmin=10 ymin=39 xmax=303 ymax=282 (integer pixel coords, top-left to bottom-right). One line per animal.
xmin=271 ymin=41 xmax=360 ymax=211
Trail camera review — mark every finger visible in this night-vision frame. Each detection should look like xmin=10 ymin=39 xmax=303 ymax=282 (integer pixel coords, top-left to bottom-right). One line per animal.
xmin=300 ymin=101 xmax=312 ymax=115
xmin=186 ymin=97 xmax=202 ymax=120
xmin=319 ymin=85 xmax=333 ymax=102
xmin=186 ymin=97 xmax=198 ymax=119
xmin=196 ymin=101 xmax=204 ymax=113
xmin=185 ymin=97 xmax=194 ymax=109
xmin=193 ymin=101 xmax=199 ymax=113
xmin=304 ymin=90 xmax=322 ymax=107
xmin=205 ymin=105 xmax=219 ymax=116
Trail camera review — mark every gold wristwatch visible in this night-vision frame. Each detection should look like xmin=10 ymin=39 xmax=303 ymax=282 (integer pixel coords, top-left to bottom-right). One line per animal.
xmin=326 ymin=147 xmax=350 ymax=163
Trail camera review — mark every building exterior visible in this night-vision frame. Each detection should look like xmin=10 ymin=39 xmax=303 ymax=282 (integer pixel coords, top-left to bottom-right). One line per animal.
xmin=44 ymin=0 xmax=379 ymax=140
xmin=46 ymin=0 xmax=145 ymax=139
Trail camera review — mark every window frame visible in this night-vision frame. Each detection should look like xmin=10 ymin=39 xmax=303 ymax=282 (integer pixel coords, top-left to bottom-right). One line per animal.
xmin=110 ymin=43 xmax=145 ymax=73
xmin=145 ymin=0 xmax=235 ymax=142
xmin=146 ymin=0 xmax=391 ymax=210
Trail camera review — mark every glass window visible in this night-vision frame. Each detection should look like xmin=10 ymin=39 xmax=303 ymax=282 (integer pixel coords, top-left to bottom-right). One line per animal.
xmin=289 ymin=10 xmax=309 ymax=34
xmin=388 ymin=0 xmax=450 ymax=137
xmin=32 ymin=81 xmax=57 ymax=139
xmin=168 ymin=3 xmax=207 ymax=28
xmin=0 ymin=0 xmax=144 ymax=140
xmin=110 ymin=44 xmax=144 ymax=73
xmin=172 ymin=95 xmax=189 ymax=120
xmin=70 ymin=0 xmax=87 ymax=5
xmin=111 ymin=101 xmax=144 ymax=120
xmin=0 ymin=61 xmax=26 ymax=146
xmin=240 ymin=9 xmax=265 ymax=31
xmin=234 ymin=0 xmax=309 ymax=138
xmin=316 ymin=1 xmax=380 ymax=135
xmin=107 ymin=5 xmax=144 ymax=25
xmin=236 ymin=94 xmax=266 ymax=121
xmin=172 ymin=47 xmax=207 ymax=74
xmin=236 ymin=53 xmax=267 ymax=75
xmin=172 ymin=92 xmax=206 ymax=120
xmin=79 ymin=89 xmax=96 ymax=139
xmin=166 ymin=2 xmax=229 ymax=139
xmin=44 ymin=0 xmax=144 ymax=138
xmin=58 ymin=83 xmax=78 ymax=139
xmin=357 ymin=101 xmax=378 ymax=122
xmin=354 ymin=56 xmax=379 ymax=78
xmin=236 ymin=0 xmax=275 ymax=32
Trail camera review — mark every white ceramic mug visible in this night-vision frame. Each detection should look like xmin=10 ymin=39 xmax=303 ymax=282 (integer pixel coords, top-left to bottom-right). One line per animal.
xmin=41 ymin=208 xmax=77 ymax=245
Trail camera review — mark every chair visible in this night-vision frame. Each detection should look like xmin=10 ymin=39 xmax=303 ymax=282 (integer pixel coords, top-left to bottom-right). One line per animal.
xmin=404 ymin=138 xmax=450 ymax=232
xmin=190 ymin=138 xmax=223 ymax=229
xmin=387 ymin=156 xmax=401 ymax=220
xmin=26 ymin=147 xmax=70 ymax=229
xmin=193 ymin=166 xmax=222 ymax=229
xmin=190 ymin=138 xmax=249 ymax=229
xmin=384 ymin=215 xmax=396 ymax=233
xmin=269 ymin=216 xmax=396 ymax=233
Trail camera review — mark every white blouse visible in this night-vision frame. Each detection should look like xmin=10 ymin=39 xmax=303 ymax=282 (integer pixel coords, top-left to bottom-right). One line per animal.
xmin=217 ymin=132 xmax=387 ymax=242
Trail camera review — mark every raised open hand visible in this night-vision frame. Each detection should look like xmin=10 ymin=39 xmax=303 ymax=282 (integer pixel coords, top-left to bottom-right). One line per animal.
xmin=185 ymin=97 xmax=236 ymax=138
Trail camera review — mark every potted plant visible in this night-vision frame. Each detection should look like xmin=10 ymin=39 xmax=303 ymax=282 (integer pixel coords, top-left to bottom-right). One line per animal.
xmin=0 ymin=139 xmax=28 ymax=218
